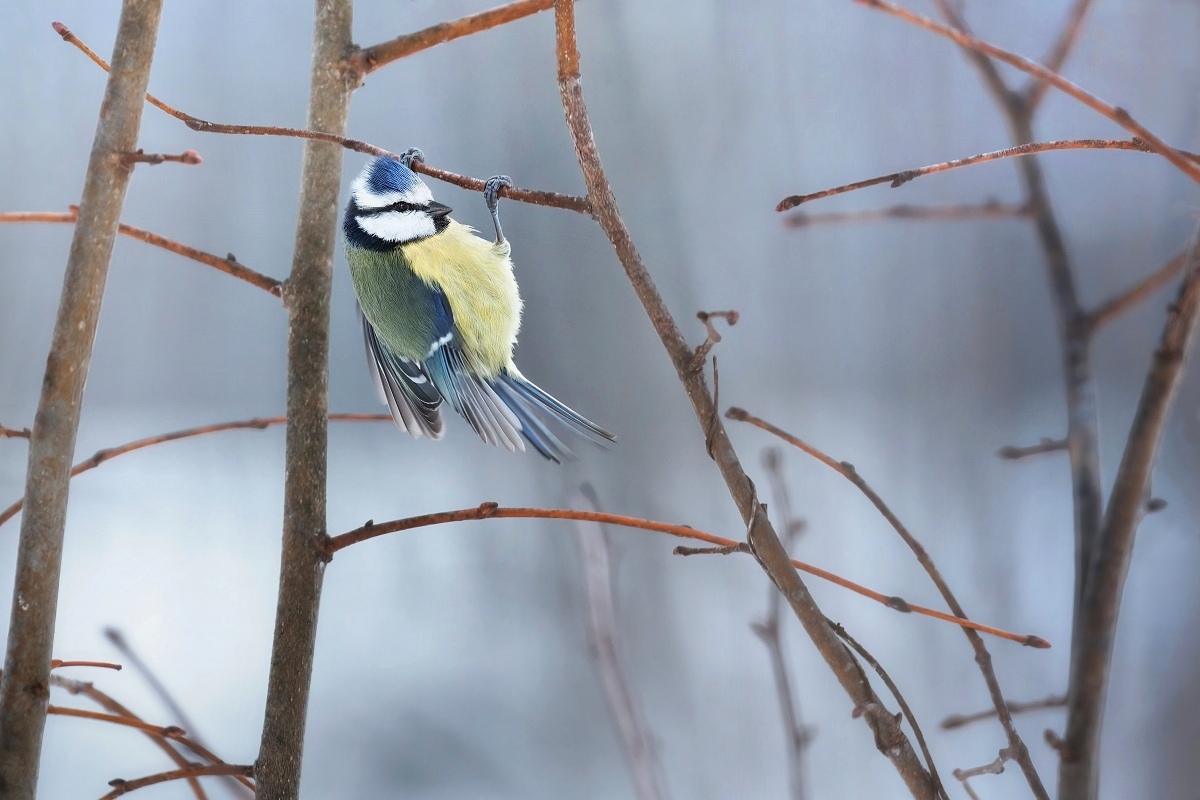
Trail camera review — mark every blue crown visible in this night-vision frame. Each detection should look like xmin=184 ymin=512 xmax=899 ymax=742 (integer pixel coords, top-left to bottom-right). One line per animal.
xmin=366 ymin=156 xmax=422 ymax=195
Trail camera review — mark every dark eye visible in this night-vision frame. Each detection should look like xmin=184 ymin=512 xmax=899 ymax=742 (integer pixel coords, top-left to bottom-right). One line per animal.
xmin=385 ymin=201 xmax=417 ymax=213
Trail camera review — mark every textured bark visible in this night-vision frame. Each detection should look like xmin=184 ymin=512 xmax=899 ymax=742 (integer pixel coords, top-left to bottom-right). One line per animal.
xmin=253 ymin=1 xmax=355 ymax=798
xmin=0 ymin=2 xmax=162 ymax=796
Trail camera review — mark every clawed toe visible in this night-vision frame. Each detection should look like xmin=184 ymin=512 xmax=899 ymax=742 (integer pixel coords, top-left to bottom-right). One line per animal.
xmin=398 ymin=147 xmax=425 ymax=168
xmin=483 ymin=175 xmax=513 ymax=213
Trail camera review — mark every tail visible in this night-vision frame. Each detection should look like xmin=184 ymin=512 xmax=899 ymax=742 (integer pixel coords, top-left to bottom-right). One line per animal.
xmin=492 ymin=371 xmax=615 ymax=463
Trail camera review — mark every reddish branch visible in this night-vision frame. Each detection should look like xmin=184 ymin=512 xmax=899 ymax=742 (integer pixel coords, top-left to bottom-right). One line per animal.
xmin=351 ymin=0 xmax=554 ymax=75
xmin=52 ymin=19 xmax=589 ymax=215
xmin=776 ymin=138 xmax=1188 ymax=210
xmin=0 ymin=413 xmax=391 ymax=529
xmin=120 ymin=149 xmax=202 ymax=166
xmin=100 ymin=764 xmax=254 ymax=799
xmin=784 ymin=202 xmax=1029 ymax=228
xmin=857 ymin=0 xmax=1200 ymax=184
xmin=726 ymin=407 xmax=1049 ymax=799
xmin=0 ymin=207 xmax=282 ymax=296
xmin=328 ymin=502 xmax=1038 ymax=645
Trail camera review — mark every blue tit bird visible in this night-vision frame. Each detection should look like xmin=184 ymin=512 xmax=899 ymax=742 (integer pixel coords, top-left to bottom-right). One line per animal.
xmin=342 ymin=150 xmax=614 ymax=462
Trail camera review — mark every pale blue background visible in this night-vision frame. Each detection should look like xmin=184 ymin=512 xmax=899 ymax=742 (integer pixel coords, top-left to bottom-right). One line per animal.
xmin=2 ymin=1 xmax=1199 ymax=797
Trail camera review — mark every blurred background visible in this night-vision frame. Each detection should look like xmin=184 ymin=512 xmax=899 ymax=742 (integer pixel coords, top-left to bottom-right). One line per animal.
xmin=2 ymin=1 xmax=1199 ymax=797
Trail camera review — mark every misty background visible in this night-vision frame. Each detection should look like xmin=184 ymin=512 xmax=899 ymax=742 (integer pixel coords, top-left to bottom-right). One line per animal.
xmin=2 ymin=1 xmax=1199 ymax=797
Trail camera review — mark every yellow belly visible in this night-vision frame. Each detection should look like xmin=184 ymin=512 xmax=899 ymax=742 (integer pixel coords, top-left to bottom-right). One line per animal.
xmin=400 ymin=220 xmax=523 ymax=378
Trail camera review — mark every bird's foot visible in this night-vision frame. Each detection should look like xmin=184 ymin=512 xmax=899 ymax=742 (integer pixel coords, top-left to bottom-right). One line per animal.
xmin=397 ymin=147 xmax=425 ymax=168
xmin=484 ymin=175 xmax=514 ymax=244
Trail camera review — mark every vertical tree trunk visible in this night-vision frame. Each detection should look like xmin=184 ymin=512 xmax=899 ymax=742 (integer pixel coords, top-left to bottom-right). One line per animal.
xmin=254 ymin=1 xmax=355 ymax=798
xmin=0 ymin=2 xmax=163 ymax=797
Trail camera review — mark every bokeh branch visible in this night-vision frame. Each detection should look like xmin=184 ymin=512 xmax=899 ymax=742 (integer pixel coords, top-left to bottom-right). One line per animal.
xmin=727 ymin=407 xmax=1049 ymax=798
xmin=553 ymin=1 xmax=934 ymax=795
xmin=352 ymin=0 xmax=553 ymax=75
xmin=1061 ymin=232 xmax=1200 ymax=798
xmin=776 ymin=138 xmax=1185 ymax=210
xmin=0 ymin=207 xmax=282 ymax=296
xmin=575 ymin=489 xmax=670 ymax=800
xmin=784 ymin=202 xmax=1028 ymax=228
xmin=859 ymin=0 xmax=1200 ymax=183
xmin=0 ymin=2 xmax=162 ymax=796
xmin=53 ymin=20 xmax=589 ymax=215
xmin=0 ymin=414 xmax=391 ymax=530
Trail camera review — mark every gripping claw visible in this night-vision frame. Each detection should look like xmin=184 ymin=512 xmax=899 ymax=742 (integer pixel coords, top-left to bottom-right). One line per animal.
xmin=397 ymin=147 xmax=425 ymax=168
xmin=484 ymin=175 xmax=514 ymax=244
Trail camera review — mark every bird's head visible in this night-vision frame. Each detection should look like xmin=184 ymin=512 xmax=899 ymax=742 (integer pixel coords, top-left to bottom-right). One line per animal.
xmin=344 ymin=156 xmax=453 ymax=249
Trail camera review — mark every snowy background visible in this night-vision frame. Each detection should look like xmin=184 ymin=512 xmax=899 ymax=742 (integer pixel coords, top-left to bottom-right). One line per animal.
xmin=2 ymin=1 xmax=1199 ymax=797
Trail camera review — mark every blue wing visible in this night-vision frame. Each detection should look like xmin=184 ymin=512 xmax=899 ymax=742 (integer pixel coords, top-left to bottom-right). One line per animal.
xmin=362 ymin=290 xmax=615 ymax=462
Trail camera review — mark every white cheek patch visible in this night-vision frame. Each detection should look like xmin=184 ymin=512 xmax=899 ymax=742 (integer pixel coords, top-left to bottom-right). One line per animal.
xmin=352 ymin=173 xmax=435 ymax=210
xmin=357 ymin=210 xmax=436 ymax=243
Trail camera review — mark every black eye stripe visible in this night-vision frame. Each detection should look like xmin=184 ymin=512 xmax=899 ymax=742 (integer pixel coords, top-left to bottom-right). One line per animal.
xmin=360 ymin=201 xmax=423 ymax=216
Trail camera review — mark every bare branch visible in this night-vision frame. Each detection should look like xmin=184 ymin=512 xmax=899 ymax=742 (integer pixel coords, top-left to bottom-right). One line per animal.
xmin=831 ymin=622 xmax=948 ymax=800
xmin=784 ymin=202 xmax=1029 ymax=228
xmin=942 ymin=694 xmax=1067 ymax=730
xmin=0 ymin=3 xmax=163 ymax=794
xmin=1090 ymin=249 xmax=1190 ymax=331
xmin=99 ymin=764 xmax=254 ymax=800
xmin=0 ymin=414 xmax=392 ymax=530
xmin=953 ymin=748 xmax=1012 ymax=781
xmin=254 ymin=1 xmax=355 ymax=795
xmin=353 ymin=0 xmax=553 ymax=75
xmin=776 ymin=138 xmax=1175 ymax=211
xmin=692 ymin=310 xmax=739 ymax=370
xmin=726 ymin=407 xmax=1050 ymax=797
xmin=858 ymin=0 xmax=1200 ymax=183
xmin=52 ymin=21 xmax=589 ymax=215
xmin=0 ymin=425 xmax=32 ymax=440
xmin=757 ymin=450 xmax=812 ymax=800
xmin=575 ymin=488 xmax=670 ymax=800
xmin=120 ymin=149 xmax=202 ymax=166
xmin=49 ymin=660 xmax=121 ymax=671
xmin=1060 ymin=232 xmax=1200 ymax=798
xmin=997 ymin=438 xmax=1068 ymax=460
xmin=1026 ymin=0 xmax=1096 ymax=111
xmin=0 ymin=207 xmax=282 ymax=296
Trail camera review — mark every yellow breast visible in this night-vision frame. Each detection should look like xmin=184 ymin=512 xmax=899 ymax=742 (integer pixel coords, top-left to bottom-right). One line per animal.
xmin=400 ymin=220 xmax=523 ymax=378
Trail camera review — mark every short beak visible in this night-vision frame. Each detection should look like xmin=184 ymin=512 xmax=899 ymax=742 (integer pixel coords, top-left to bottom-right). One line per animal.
xmin=428 ymin=201 xmax=452 ymax=219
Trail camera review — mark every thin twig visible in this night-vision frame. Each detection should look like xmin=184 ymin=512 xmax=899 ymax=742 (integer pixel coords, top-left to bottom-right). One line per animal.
xmin=776 ymin=139 xmax=1170 ymax=210
xmin=99 ymin=764 xmax=254 ymax=800
xmin=575 ymin=487 xmax=670 ymax=800
xmin=942 ymin=694 xmax=1067 ymax=730
xmin=556 ymin=0 xmax=946 ymax=790
xmin=1061 ymin=231 xmax=1200 ymax=798
xmin=757 ymin=450 xmax=812 ymax=800
xmin=0 ymin=4 xmax=163 ymax=795
xmin=49 ymin=660 xmax=121 ymax=671
xmin=726 ymin=407 xmax=1050 ymax=799
xmin=1090 ymin=249 xmax=1190 ymax=331
xmin=1 ymin=425 xmax=32 ymax=440
xmin=120 ymin=149 xmax=202 ymax=166
xmin=692 ymin=310 xmax=739 ymax=370
xmin=858 ymin=0 xmax=1200 ymax=183
xmin=997 ymin=438 xmax=1068 ymax=460
xmin=953 ymin=749 xmax=1012 ymax=781
xmin=830 ymin=623 xmax=948 ymax=800
xmin=330 ymin=503 xmax=1039 ymax=642
xmin=51 ymin=676 xmax=210 ymax=799
xmin=52 ymin=21 xmax=589 ymax=215
xmin=0 ymin=414 xmax=392 ymax=529
xmin=0 ymin=208 xmax=282 ymax=296
xmin=352 ymin=0 xmax=553 ymax=75
xmin=784 ymin=202 xmax=1029 ymax=228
